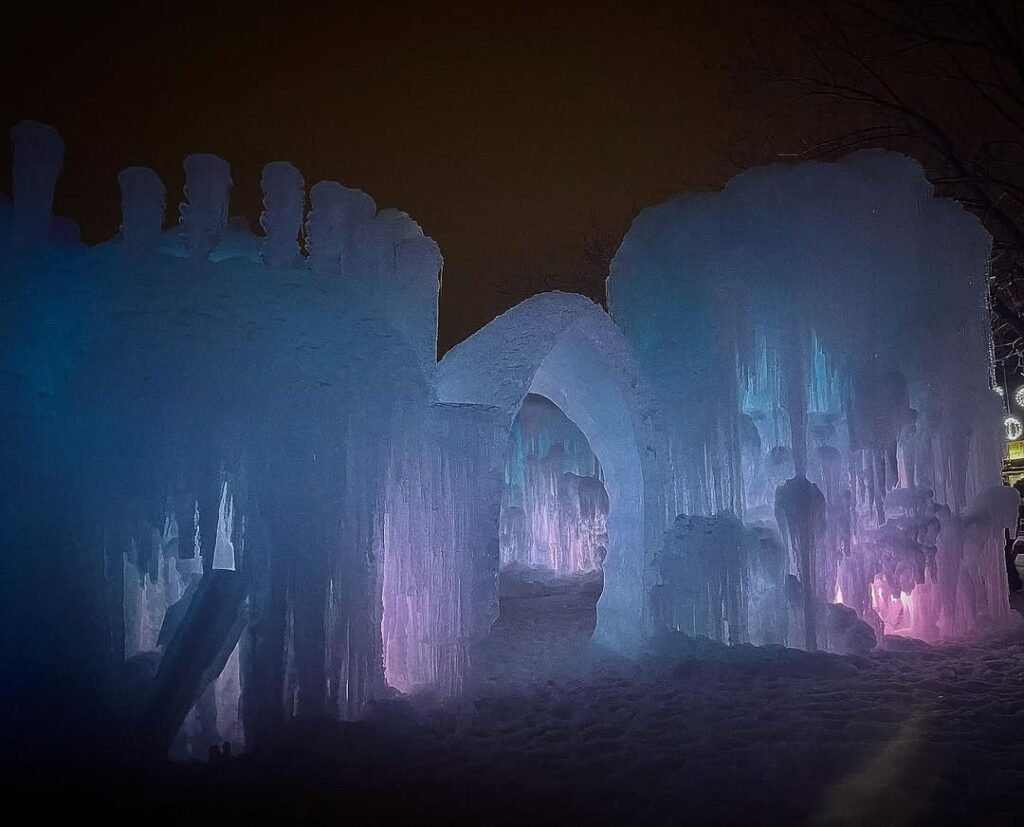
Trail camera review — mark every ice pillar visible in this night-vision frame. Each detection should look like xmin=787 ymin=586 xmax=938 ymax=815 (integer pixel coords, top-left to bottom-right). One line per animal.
xmin=180 ymin=153 xmax=231 ymax=259
xmin=11 ymin=120 xmax=64 ymax=246
xmin=775 ymin=475 xmax=827 ymax=651
xmin=260 ymin=161 xmax=304 ymax=268
xmin=305 ymin=181 xmax=375 ymax=278
xmin=118 ymin=167 xmax=166 ymax=256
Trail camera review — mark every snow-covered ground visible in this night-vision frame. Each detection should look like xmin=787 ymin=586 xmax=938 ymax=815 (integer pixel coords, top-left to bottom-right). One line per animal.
xmin=57 ymin=576 xmax=1024 ymax=824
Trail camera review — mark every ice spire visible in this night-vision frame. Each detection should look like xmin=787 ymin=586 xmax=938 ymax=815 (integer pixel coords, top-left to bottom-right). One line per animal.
xmin=305 ymin=180 xmax=375 ymax=278
xmin=260 ymin=161 xmax=304 ymax=268
xmin=775 ymin=475 xmax=827 ymax=651
xmin=11 ymin=120 xmax=64 ymax=246
xmin=118 ymin=167 xmax=166 ymax=256
xmin=180 ymin=153 xmax=231 ymax=259
xmin=212 ymin=481 xmax=236 ymax=571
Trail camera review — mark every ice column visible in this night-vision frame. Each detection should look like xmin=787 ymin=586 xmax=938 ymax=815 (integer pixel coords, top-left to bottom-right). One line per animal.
xmin=305 ymin=181 xmax=375 ymax=278
xmin=393 ymin=231 xmax=443 ymax=380
xmin=260 ymin=161 xmax=304 ymax=268
xmin=11 ymin=120 xmax=64 ymax=246
xmin=118 ymin=167 xmax=166 ymax=256
xmin=775 ymin=475 xmax=827 ymax=651
xmin=180 ymin=153 xmax=231 ymax=259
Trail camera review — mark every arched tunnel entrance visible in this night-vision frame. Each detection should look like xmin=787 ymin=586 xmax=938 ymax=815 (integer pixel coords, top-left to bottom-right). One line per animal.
xmin=488 ymin=394 xmax=608 ymax=676
xmin=412 ymin=291 xmax=663 ymax=693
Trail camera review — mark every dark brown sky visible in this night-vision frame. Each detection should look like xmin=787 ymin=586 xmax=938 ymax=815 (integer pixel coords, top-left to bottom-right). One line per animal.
xmin=0 ymin=1 xmax=761 ymax=351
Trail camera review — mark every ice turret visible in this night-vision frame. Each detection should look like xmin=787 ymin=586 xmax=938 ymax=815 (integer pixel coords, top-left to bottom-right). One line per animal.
xmin=180 ymin=154 xmax=231 ymax=259
xmin=259 ymin=161 xmax=304 ymax=268
xmin=305 ymin=181 xmax=375 ymax=278
xmin=11 ymin=120 xmax=64 ymax=246
xmin=118 ymin=167 xmax=166 ymax=256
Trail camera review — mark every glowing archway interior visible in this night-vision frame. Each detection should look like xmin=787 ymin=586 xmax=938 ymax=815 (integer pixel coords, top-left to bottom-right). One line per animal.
xmin=499 ymin=393 xmax=608 ymax=575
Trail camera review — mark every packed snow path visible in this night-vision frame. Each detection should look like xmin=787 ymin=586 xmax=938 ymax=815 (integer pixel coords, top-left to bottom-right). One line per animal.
xmin=478 ymin=567 xmax=603 ymax=685
xmin=63 ymin=585 xmax=1024 ymax=824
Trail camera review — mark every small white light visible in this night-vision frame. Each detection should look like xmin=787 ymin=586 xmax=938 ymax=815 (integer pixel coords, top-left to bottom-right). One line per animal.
xmin=995 ymin=385 xmax=1005 ymax=397
xmin=1006 ymin=416 xmax=1023 ymax=441
xmin=1015 ymin=387 xmax=1024 ymax=407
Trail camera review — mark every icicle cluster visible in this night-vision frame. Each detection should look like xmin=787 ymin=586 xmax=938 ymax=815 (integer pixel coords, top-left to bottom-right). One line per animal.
xmin=499 ymin=394 xmax=608 ymax=574
xmin=610 ymin=150 xmax=1010 ymax=650
xmin=2 ymin=122 xmax=442 ymax=757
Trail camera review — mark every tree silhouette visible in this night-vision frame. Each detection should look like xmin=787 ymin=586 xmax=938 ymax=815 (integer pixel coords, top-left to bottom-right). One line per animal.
xmin=494 ymin=210 xmax=631 ymax=310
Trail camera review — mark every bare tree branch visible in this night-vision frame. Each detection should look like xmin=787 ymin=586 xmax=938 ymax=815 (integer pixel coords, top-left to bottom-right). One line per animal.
xmin=737 ymin=0 xmax=1024 ymax=369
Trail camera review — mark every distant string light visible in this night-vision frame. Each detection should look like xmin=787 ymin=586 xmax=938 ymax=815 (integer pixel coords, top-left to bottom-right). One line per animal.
xmin=1006 ymin=416 xmax=1023 ymax=441
xmin=1015 ymin=386 xmax=1024 ymax=408
xmin=995 ymin=385 xmax=1005 ymax=397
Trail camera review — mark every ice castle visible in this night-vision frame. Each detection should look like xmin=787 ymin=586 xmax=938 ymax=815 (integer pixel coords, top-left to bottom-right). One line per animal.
xmin=2 ymin=121 xmax=1013 ymax=757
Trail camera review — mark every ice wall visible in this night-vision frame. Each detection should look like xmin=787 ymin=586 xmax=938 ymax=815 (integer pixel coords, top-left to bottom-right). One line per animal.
xmin=1 ymin=123 xmax=442 ymax=756
xmin=381 ymin=402 xmax=505 ymax=694
xmin=610 ymin=150 xmax=1009 ymax=649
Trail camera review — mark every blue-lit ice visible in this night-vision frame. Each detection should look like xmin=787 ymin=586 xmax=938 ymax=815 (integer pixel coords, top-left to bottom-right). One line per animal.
xmin=2 ymin=122 xmax=1015 ymax=760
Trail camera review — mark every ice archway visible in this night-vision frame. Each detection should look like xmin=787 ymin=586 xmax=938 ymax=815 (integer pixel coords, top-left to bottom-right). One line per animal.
xmin=435 ymin=292 xmax=662 ymax=653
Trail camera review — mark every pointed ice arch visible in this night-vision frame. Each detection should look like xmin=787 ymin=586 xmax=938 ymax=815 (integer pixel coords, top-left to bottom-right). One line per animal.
xmin=436 ymin=291 xmax=662 ymax=653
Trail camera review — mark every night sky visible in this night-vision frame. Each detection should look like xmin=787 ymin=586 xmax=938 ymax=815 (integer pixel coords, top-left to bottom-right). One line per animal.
xmin=1 ymin=1 xmax=764 ymax=351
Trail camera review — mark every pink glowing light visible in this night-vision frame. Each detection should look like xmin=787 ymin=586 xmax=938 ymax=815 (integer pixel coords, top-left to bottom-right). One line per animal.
xmin=870 ymin=575 xmax=914 ymax=636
